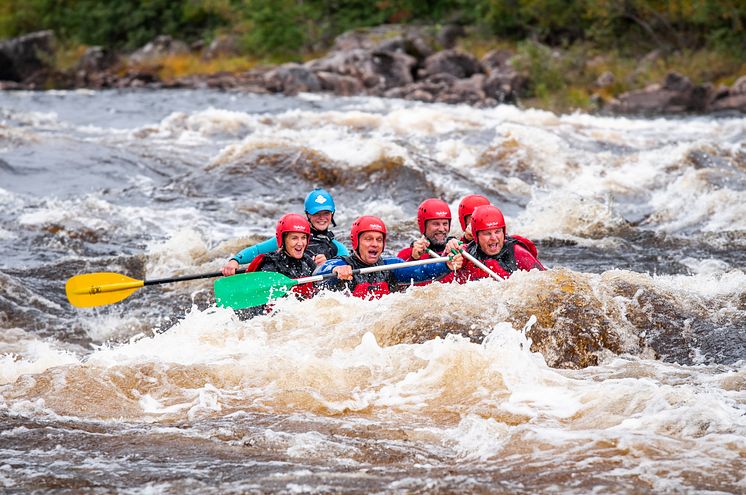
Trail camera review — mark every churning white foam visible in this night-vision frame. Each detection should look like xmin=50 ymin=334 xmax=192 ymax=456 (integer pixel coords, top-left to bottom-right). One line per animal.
xmin=0 ymin=340 xmax=80 ymax=385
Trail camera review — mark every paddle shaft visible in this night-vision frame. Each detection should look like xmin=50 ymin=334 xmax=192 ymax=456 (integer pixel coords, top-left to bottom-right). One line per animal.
xmin=428 ymin=247 xmax=501 ymax=281
xmin=460 ymin=250 xmax=501 ymax=280
xmin=144 ymin=269 xmax=246 ymax=286
xmin=87 ymin=269 xmax=248 ymax=295
xmin=294 ymin=256 xmax=451 ymax=284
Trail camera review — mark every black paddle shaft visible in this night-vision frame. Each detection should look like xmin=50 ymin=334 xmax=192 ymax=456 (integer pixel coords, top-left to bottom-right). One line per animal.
xmin=143 ymin=268 xmax=248 ymax=286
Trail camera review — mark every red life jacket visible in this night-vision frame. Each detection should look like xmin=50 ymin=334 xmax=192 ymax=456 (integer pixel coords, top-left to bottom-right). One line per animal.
xmin=456 ymin=258 xmax=511 ymax=282
xmin=351 ymin=281 xmax=390 ymax=299
xmin=456 ymin=241 xmax=544 ymax=283
xmin=291 ymin=282 xmax=316 ymax=300
xmin=397 ymin=245 xmax=430 ymax=262
xmin=509 ymin=234 xmax=539 ymax=258
xmin=246 ymin=254 xmax=266 ymax=273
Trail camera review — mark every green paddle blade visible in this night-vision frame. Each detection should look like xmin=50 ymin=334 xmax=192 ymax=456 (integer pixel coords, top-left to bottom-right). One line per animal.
xmin=214 ymin=271 xmax=299 ymax=309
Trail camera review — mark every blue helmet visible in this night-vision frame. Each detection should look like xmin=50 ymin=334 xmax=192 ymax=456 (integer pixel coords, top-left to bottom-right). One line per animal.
xmin=304 ymin=189 xmax=336 ymax=215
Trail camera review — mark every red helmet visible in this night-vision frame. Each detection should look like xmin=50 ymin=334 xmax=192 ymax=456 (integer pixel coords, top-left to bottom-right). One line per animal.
xmin=350 ymin=215 xmax=387 ymax=251
xmin=470 ymin=205 xmax=506 ymax=237
xmin=275 ymin=213 xmax=311 ymax=249
xmin=458 ymin=194 xmax=491 ymax=231
xmin=417 ymin=198 xmax=451 ymax=234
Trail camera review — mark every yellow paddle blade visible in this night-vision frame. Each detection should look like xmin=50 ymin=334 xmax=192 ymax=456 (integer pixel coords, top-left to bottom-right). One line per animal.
xmin=65 ymin=272 xmax=145 ymax=308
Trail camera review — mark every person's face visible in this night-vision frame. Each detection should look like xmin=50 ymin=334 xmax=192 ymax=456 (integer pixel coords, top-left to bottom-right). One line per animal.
xmin=309 ymin=210 xmax=332 ymax=231
xmin=463 ymin=214 xmax=473 ymax=229
xmin=476 ymin=228 xmax=505 ymax=256
xmin=425 ymin=218 xmax=450 ymax=244
xmin=284 ymin=232 xmax=308 ymax=259
xmin=357 ymin=231 xmax=384 ymax=264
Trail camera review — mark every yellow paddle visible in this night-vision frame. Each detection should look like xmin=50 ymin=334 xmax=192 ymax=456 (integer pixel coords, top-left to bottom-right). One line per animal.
xmin=66 ymin=269 xmax=245 ymax=308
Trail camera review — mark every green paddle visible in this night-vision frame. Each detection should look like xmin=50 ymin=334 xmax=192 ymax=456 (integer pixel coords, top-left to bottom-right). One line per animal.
xmin=214 ymin=256 xmax=451 ymax=309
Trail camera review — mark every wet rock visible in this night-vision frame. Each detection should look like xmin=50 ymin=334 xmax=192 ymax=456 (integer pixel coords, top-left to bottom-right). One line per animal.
xmin=383 ymin=73 xmax=451 ymax=103
xmin=331 ymin=24 xmax=435 ymax=54
xmin=306 ymin=48 xmax=415 ymax=91
xmin=0 ymin=50 xmax=16 ymax=81
xmin=332 ymin=29 xmax=382 ymax=51
xmin=609 ymin=71 xmax=714 ymax=114
xmin=377 ymin=37 xmax=433 ymax=61
xmin=0 ymin=30 xmax=56 ymax=82
xmin=175 ymin=70 xmax=268 ymax=92
xmin=437 ymin=74 xmax=486 ymax=104
xmin=315 ymin=71 xmax=364 ymax=96
xmin=385 ymin=71 xmax=506 ymax=106
xmin=663 ymin=71 xmax=692 ymax=92
xmin=203 ymin=34 xmax=241 ymax=59
xmin=483 ymin=70 xmax=524 ymax=102
xmin=421 ymin=49 xmax=482 ymax=79
xmin=369 ymin=50 xmax=417 ymax=89
xmin=75 ymin=46 xmax=117 ymax=73
xmin=264 ymin=63 xmax=321 ymax=95
xmin=128 ymin=35 xmax=189 ymax=65
xmin=480 ymin=49 xmax=514 ymax=74
xmin=709 ymin=75 xmax=746 ymax=113
xmin=112 ymin=71 xmax=160 ymax=88
xmin=74 ymin=46 xmax=118 ymax=86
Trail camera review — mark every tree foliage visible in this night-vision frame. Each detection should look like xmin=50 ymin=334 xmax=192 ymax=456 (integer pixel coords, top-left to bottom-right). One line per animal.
xmin=1 ymin=0 xmax=743 ymax=56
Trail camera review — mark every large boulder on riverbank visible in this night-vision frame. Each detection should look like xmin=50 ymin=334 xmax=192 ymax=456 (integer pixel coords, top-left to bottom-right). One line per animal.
xmin=420 ymin=49 xmax=482 ymax=79
xmin=129 ymin=35 xmax=189 ymax=65
xmin=306 ymin=48 xmax=416 ymax=92
xmin=609 ymin=72 xmax=713 ymax=114
xmin=709 ymin=76 xmax=746 ymax=113
xmin=0 ymin=31 xmax=55 ymax=82
xmin=264 ymin=63 xmax=322 ymax=95
xmin=331 ymin=24 xmax=435 ymax=62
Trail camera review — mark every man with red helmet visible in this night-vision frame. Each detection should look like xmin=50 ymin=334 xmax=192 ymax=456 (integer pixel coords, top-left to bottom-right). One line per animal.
xmin=455 ymin=194 xmax=540 ymax=259
xmin=457 ymin=194 xmax=491 ymax=243
xmin=455 ymin=205 xmax=544 ymax=282
xmin=245 ymin=213 xmax=317 ymax=299
xmin=398 ymin=198 xmax=457 ymax=261
xmin=315 ymin=215 xmax=463 ymax=298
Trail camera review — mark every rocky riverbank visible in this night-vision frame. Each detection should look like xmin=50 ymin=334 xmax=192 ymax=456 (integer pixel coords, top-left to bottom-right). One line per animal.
xmin=1 ymin=27 xmax=744 ymax=115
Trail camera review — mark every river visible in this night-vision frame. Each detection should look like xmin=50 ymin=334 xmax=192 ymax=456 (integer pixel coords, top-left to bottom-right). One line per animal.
xmin=1 ymin=89 xmax=744 ymax=493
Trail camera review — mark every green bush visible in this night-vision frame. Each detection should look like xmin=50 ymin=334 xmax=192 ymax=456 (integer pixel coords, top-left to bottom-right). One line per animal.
xmin=1 ymin=0 xmax=743 ymax=61
xmin=0 ymin=0 xmax=233 ymax=49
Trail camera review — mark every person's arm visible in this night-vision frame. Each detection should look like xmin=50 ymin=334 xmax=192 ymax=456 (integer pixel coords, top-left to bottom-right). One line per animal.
xmin=388 ymin=257 xmax=453 ymax=286
xmin=313 ymin=258 xmax=350 ymax=290
xmin=332 ymin=239 xmax=349 ymax=256
xmin=233 ymin=237 xmax=278 ymax=265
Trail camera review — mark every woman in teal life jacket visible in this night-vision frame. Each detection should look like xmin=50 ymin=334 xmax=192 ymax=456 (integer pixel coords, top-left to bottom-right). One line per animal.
xmin=222 ymin=189 xmax=349 ymax=276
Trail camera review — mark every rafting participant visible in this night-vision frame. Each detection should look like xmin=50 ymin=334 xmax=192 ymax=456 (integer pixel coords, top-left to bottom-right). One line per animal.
xmin=454 ymin=205 xmax=545 ymax=282
xmin=398 ymin=198 xmax=457 ymax=261
xmin=457 ymin=194 xmax=491 ymax=243
xmin=456 ymin=194 xmax=540 ymax=259
xmin=315 ymin=215 xmax=463 ymax=299
xmin=246 ymin=213 xmax=317 ymax=300
xmin=222 ymin=188 xmax=348 ymax=276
